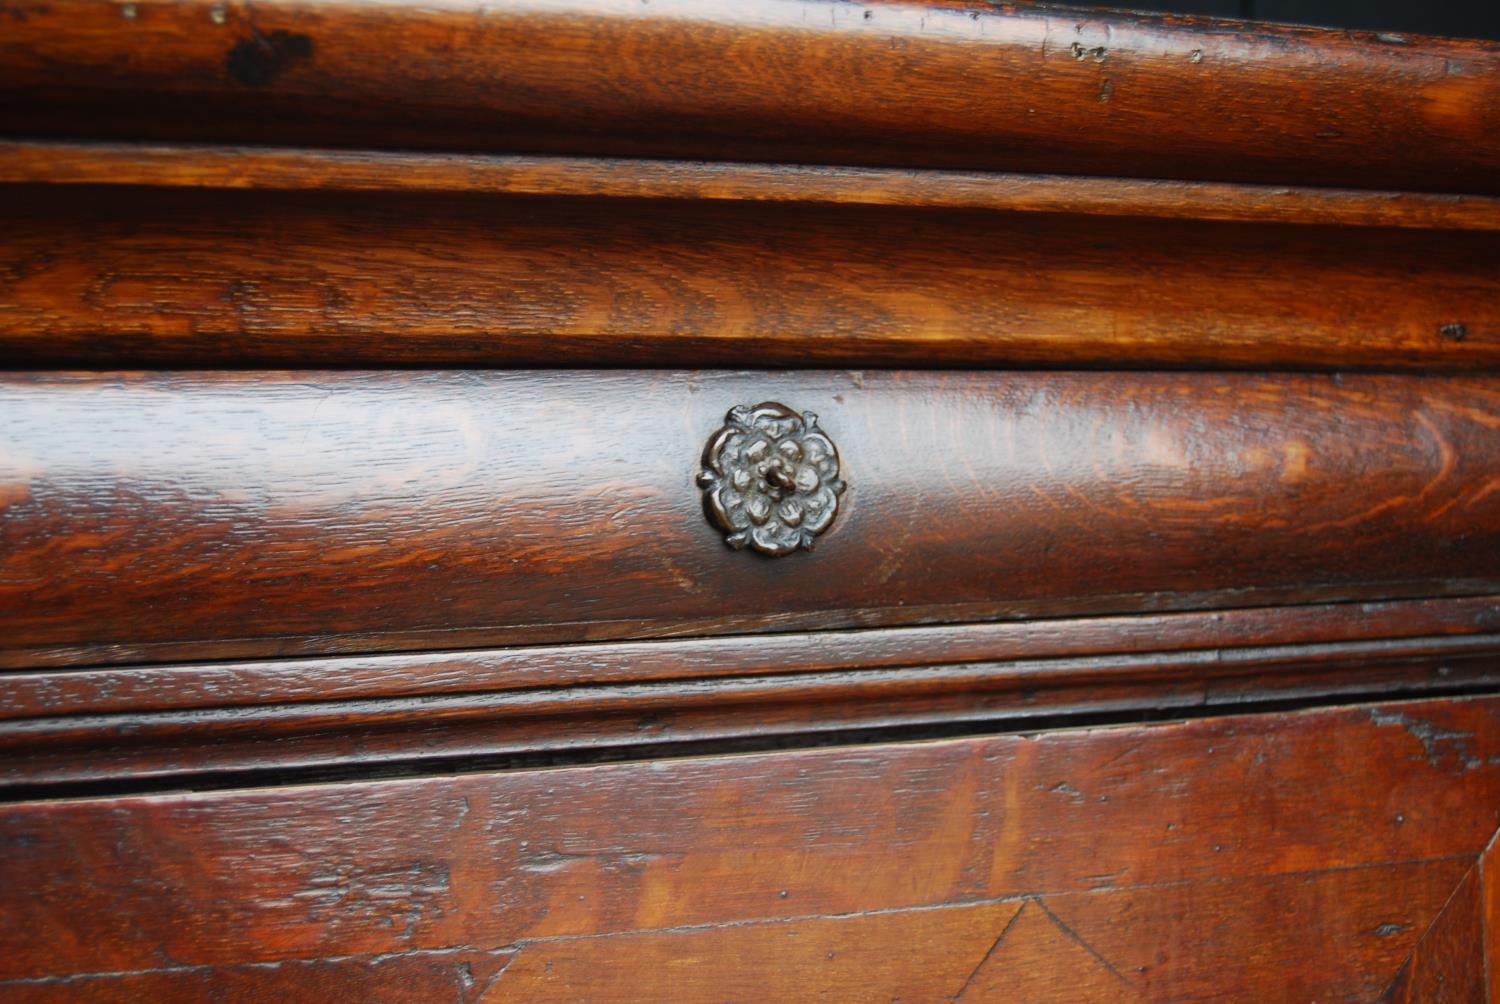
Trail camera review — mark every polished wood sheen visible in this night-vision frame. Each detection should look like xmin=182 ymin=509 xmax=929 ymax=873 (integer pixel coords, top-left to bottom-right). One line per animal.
xmin=1384 ymin=864 xmax=1488 ymax=1002
xmin=3 ymin=185 xmax=1498 ymax=369
xmin=3 ymin=371 xmax=1499 ymax=666
xmin=4 ymin=593 xmax=1500 ymax=787
xmin=7 ymin=4 xmax=1500 ymax=998
xmin=6 ymin=636 xmax=1499 ymax=788
xmin=8 ymin=141 xmax=1500 ymax=232
xmin=6 ymin=596 xmax=1495 ymax=716
xmin=2 ymin=1 xmax=1499 ymax=192
xmin=3 ymin=698 xmax=1499 ymax=999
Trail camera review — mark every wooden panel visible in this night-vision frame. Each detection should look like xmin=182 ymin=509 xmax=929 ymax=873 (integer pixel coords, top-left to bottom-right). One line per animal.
xmin=0 ymin=877 xmax=1451 ymax=1003
xmin=4 ymin=187 xmax=1499 ymax=369
xmin=2 ymin=697 xmax=1498 ymax=996
xmin=1042 ymin=864 xmax=1459 ymax=1003
xmin=1 ymin=1 xmax=1498 ymax=193
xmin=9 ymin=141 xmax=1500 ymax=232
xmin=1484 ymin=834 xmax=1500 ymax=1002
xmin=0 ymin=950 xmax=518 ymax=1004
xmin=1382 ymin=865 xmax=1486 ymax=1002
xmin=3 ymin=371 xmax=1499 ymax=665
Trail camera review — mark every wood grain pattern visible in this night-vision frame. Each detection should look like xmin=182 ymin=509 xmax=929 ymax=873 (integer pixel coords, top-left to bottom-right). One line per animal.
xmin=9 ymin=140 xmax=1500 ymax=232
xmin=1383 ymin=864 xmax=1486 ymax=1002
xmin=0 ymin=878 xmax=1452 ymax=1003
xmin=4 ymin=186 xmax=1498 ymax=369
xmin=3 ymin=371 xmax=1499 ymax=666
xmin=7 ymin=632 xmax=1500 ymax=788
xmin=1484 ymin=834 xmax=1500 ymax=1003
xmin=4 ymin=597 xmax=1500 ymax=788
xmin=8 ymin=3 xmax=1500 ymax=996
xmin=0 ymin=950 xmax=518 ymax=1004
xmin=6 ymin=595 xmax=1495 ymax=711
xmin=1 ymin=1 xmax=1498 ymax=192
xmin=1045 ymin=865 xmax=1464 ymax=1003
xmin=2 ymin=697 xmax=1498 ymax=998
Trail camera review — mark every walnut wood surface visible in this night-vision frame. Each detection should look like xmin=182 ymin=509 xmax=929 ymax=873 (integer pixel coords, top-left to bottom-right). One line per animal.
xmin=1383 ymin=863 xmax=1487 ymax=1002
xmin=8 ymin=2 xmax=1500 ymax=995
xmin=6 ymin=595 xmax=1494 ymax=713
xmin=4 ymin=597 xmax=1499 ymax=787
xmin=0 ymin=951 xmax=519 ymax=1004
xmin=3 ymin=371 xmax=1499 ymax=667
xmin=1 ymin=1 xmax=1498 ymax=193
xmin=4 ymin=186 xmax=1499 ymax=369
xmin=3 ymin=697 xmax=1499 ymax=999
xmin=6 ymin=634 xmax=1500 ymax=789
xmin=1485 ymin=837 xmax=1500 ymax=1003
xmin=9 ymin=141 xmax=1500 ymax=232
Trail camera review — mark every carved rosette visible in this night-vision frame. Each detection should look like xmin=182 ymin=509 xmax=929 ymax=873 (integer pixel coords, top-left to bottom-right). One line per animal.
xmin=697 ymin=402 xmax=846 ymax=556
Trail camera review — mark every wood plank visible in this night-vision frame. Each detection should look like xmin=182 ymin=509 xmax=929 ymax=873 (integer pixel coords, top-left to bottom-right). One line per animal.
xmin=0 ymin=949 xmax=517 ymax=1003
xmin=4 ymin=187 xmax=1498 ymax=369
xmin=0 ymin=1 xmax=1498 ymax=192
xmin=3 ymin=371 xmax=1499 ymax=665
xmin=1482 ymin=832 xmax=1500 ymax=1004
xmin=1382 ymin=864 xmax=1486 ymax=1002
xmin=413 ymin=902 xmax=1035 ymax=1003
xmin=0 ymin=865 xmax=1459 ymax=1001
xmin=950 ymin=900 xmax=1140 ymax=1003
xmin=1 ymin=697 xmax=1498 ymax=982
xmin=1029 ymin=863 xmax=1463 ymax=1003
xmin=8 ymin=141 xmax=1500 ymax=231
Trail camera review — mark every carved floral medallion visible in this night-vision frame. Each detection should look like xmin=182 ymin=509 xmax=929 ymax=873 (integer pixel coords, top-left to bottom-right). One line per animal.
xmin=697 ymin=402 xmax=846 ymax=556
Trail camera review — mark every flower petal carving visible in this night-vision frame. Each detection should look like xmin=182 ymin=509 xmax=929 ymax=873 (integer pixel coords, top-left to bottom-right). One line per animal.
xmin=698 ymin=402 xmax=845 ymax=556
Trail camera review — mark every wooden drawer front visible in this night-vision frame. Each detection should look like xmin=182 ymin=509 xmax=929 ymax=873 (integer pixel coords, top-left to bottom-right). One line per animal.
xmin=3 ymin=370 xmax=1499 ymax=667
xmin=3 ymin=1 xmax=1500 ymax=193
xmin=3 ymin=696 xmax=1499 ymax=1001
xmin=4 ymin=186 xmax=1499 ymax=372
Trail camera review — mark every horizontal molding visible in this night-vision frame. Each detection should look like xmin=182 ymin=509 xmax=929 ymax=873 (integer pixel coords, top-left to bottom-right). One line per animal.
xmin=4 ymin=188 xmax=1498 ymax=369
xmin=0 ymin=1 xmax=1498 ymax=192
xmin=7 ymin=141 xmax=1500 ymax=231
xmin=3 ymin=372 xmax=1500 ymax=666
xmin=4 ymin=596 xmax=1498 ymax=719
xmin=2 ymin=602 xmax=1499 ymax=786
xmin=2 ymin=643 xmax=1499 ymax=785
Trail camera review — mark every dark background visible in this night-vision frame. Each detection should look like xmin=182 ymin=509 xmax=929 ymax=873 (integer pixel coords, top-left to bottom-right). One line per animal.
xmin=1070 ymin=0 xmax=1500 ymax=40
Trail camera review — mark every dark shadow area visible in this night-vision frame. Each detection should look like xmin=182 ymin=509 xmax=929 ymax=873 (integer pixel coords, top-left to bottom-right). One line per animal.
xmin=1063 ymin=0 xmax=1500 ymax=40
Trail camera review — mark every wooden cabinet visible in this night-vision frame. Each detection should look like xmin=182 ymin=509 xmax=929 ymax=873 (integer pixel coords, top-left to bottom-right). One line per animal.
xmin=2 ymin=2 xmax=1500 ymax=999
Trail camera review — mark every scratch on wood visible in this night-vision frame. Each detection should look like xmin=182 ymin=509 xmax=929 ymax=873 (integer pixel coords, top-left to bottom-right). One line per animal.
xmin=462 ymin=950 xmax=517 ymax=1004
xmin=515 ymin=847 xmax=682 ymax=876
xmin=950 ymin=902 xmax=1025 ymax=1002
xmin=1369 ymin=708 xmax=1482 ymax=772
xmin=1033 ymin=896 xmax=1137 ymax=991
